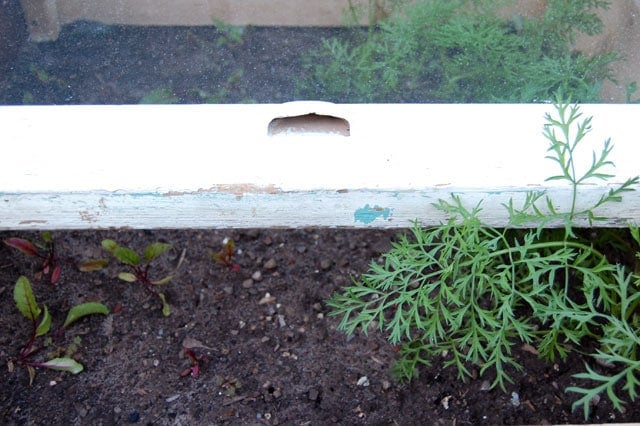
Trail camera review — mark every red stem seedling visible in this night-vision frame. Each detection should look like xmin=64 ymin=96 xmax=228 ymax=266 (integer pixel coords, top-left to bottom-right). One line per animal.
xmin=101 ymin=239 xmax=174 ymax=316
xmin=4 ymin=232 xmax=108 ymax=285
xmin=210 ymin=237 xmax=240 ymax=271
xmin=180 ymin=348 xmax=207 ymax=378
xmin=9 ymin=276 xmax=109 ymax=385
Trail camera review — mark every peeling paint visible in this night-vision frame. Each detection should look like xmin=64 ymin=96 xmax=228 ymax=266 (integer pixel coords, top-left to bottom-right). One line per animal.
xmin=163 ymin=184 xmax=281 ymax=197
xmin=354 ymin=204 xmax=392 ymax=224
xmin=79 ymin=210 xmax=99 ymax=223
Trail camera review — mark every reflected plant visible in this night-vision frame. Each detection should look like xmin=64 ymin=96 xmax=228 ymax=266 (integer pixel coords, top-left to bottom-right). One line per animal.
xmin=211 ymin=17 xmax=245 ymax=48
xmin=139 ymin=87 xmax=179 ymax=104
xmin=327 ymin=100 xmax=639 ymax=418
xmin=298 ymin=0 xmax=617 ymax=102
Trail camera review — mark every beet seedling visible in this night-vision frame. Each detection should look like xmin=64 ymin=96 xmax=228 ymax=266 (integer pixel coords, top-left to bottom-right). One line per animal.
xmin=180 ymin=348 xmax=207 ymax=378
xmin=209 ymin=237 xmax=240 ymax=271
xmin=9 ymin=276 xmax=109 ymax=385
xmin=101 ymin=239 xmax=173 ymax=316
xmin=4 ymin=232 xmax=108 ymax=285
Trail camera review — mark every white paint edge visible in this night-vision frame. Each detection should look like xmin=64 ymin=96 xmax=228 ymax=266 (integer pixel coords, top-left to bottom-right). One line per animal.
xmin=1 ymin=103 xmax=639 ymax=229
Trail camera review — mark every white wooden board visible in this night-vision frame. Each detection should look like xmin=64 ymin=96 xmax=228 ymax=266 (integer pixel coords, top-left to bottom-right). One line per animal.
xmin=0 ymin=103 xmax=638 ymax=229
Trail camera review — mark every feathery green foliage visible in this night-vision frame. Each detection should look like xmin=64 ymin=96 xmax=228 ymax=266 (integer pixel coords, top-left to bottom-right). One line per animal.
xmin=327 ymin=100 xmax=639 ymax=418
xmin=297 ymin=0 xmax=618 ymax=102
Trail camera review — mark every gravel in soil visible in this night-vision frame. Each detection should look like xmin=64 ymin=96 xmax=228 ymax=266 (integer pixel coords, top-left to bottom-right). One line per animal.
xmin=1 ymin=19 xmax=639 ymax=425
xmin=1 ymin=229 xmax=638 ymax=425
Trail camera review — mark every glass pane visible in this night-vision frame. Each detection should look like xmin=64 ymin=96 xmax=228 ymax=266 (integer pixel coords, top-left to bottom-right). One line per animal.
xmin=1 ymin=0 xmax=639 ymax=104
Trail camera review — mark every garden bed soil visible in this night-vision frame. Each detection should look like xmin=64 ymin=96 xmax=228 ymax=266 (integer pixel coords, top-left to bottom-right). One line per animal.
xmin=1 ymin=20 xmax=640 ymax=425
xmin=2 ymin=228 xmax=639 ymax=425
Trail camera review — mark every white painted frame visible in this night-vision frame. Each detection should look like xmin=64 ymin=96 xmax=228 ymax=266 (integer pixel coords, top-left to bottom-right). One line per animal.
xmin=1 ymin=103 xmax=639 ymax=230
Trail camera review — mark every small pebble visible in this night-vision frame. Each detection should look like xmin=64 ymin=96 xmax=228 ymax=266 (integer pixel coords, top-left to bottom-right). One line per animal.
xmin=242 ymin=279 xmax=253 ymax=288
xmin=595 ymin=357 xmax=615 ymax=369
xmin=308 ymin=388 xmax=320 ymax=401
xmin=263 ymin=259 xmax=277 ymax=270
xmin=251 ymin=270 xmax=262 ymax=281
xmin=127 ymin=411 xmax=140 ymax=423
xmin=277 ymin=314 xmax=287 ymax=328
xmin=320 ymin=259 xmax=332 ymax=270
xmin=511 ymin=392 xmax=520 ymax=407
xmin=76 ymin=405 xmax=88 ymax=417
xmin=258 ymin=293 xmax=276 ymax=304
xmin=441 ymin=395 xmax=452 ymax=410
xmin=356 ymin=376 xmax=370 ymax=387
xmin=165 ymin=394 xmax=180 ymax=403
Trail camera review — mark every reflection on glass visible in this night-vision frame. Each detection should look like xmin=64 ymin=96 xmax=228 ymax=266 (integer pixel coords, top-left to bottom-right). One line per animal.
xmin=0 ymin=0 xmax=637 ymax=105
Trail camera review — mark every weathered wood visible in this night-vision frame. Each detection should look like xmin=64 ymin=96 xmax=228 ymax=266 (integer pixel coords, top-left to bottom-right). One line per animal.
xmin=20 ymin=0 xmax=60 ymax=41
xmin=0 ymin=103 xmax=638 ymax=230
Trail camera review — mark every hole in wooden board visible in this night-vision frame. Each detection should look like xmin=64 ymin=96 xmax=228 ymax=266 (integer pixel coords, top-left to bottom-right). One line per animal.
xmin=268 ymin=113 xmax=350 ymax=136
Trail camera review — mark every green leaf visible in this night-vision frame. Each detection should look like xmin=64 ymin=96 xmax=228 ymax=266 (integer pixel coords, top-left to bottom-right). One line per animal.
xmin=151 ymin=275 xmax=173 ymax=285
xmin=14 ymin=276 xmax=41 ymax=321
xmin=144 ymin=242 xmax=172 ymax=263
xmin=63 ymin=302 xmax=109 ymax=328
xmin=113 ymin=247 xmax=140 ymax=266
xmin=139 ymin=87 xmax=179 ymax=104
xmin=77 ymin=259 xmax=109 ymax=272
xmin=36 ymin=305 xmax=51 ymax=337
xmin=159 ymin=292 xmax=170 ymax=317
xmin=118 ymin=272 xmax=138 ymax=282
xmin=41 ymin=231 xmax=53 ymax=243
xmin=39 ymin=357 xmax=84 ymax=374
xmin=101 ymin=239 xmax=118 ymax=253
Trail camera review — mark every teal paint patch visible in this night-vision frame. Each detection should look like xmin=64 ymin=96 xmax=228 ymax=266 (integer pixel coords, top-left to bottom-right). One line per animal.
xmin=354 ymin=204 xmax=392 ymax=224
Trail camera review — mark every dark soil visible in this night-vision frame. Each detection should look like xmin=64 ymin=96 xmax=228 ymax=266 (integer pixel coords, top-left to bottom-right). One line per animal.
xmin=0 ymin=21 xmax=355 ymax=104
xmin=1 ymin=17 xmax=639 ymax=425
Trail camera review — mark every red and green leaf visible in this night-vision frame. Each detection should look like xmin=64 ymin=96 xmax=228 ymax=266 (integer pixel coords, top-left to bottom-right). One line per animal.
xmin=4 ymin=238 xmax=39 ymax=256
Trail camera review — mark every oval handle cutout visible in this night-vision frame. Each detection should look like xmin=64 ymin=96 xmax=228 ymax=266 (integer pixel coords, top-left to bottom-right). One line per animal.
xmin=268 ymin=113 xmax=350 ymax=136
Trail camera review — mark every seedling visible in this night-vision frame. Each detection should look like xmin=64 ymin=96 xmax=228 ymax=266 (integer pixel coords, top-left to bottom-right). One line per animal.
xmin=180 ymin=348 xmax=207 ymax=378
xmin=4 ymin=232 xmax=108 ymax=285
xmin=101 ymin=239 xmax=173 ymax=316
xmin=209 ymin=237 xmax=240 ymax=271
xmin=216 ymin=375 xmax=242 ymax=397
xmin=139 ymin=87 xmax=179 ymax=104
xmin=211 ymin=17 xmax=245 ymax=48
xmin=9 ymin=276 xmax=109 ymax=385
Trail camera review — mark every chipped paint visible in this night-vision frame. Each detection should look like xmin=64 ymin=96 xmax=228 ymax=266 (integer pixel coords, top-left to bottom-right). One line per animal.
xmin=18 ymin=220 xmax=48 ymax=225
xmin=79 ymin=210 xmax=99 ymax=223
xmin=163 ymin=184 xmax=281 ymax=197
xmin=354 ymin=204 xmax=392 ymax=224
